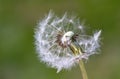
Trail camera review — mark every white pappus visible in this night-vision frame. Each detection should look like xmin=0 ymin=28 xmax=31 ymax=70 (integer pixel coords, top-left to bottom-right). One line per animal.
xmin=34 ymin=11 xmax=101 ymax=73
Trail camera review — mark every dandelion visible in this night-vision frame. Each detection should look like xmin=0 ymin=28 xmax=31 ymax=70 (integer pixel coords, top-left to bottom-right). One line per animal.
xmin=34 ymin=11 xmax=101 ymax=79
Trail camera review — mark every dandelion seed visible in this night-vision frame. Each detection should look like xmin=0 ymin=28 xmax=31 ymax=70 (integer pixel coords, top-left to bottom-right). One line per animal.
xmin=34 ymin=11 xmax=101 ymax=73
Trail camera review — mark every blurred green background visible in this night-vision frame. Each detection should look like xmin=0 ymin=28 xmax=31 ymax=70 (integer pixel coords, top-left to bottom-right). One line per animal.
xmin=0 ymin=0 xmax=120 ymax=79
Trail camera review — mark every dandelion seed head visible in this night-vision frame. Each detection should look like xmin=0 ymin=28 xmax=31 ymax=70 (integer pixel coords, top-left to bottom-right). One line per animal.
xmin=34 ymin=11 xmax=101 ymax=73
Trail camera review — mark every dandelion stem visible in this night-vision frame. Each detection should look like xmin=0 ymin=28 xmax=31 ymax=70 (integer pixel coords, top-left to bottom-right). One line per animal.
xmin=69 ymin=43 xmax=88 ymax=79
xmin=78 ymin=53 xmax=88 ymax=79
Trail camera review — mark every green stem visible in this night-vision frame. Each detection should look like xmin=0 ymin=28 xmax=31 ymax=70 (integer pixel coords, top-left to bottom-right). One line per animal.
xmin=78 ymin=57 xmax=88 ymax=79
xmin=69 ymin=43 xmax=88 ymax=79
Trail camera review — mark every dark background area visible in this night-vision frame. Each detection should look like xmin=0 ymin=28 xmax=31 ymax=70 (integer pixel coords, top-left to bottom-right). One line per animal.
xmin=0 ymin=0 xmax=120 ymax=79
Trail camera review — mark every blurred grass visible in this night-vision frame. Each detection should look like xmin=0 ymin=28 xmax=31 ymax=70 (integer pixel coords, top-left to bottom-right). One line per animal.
xmin=0 ymin=0 xmax=120 ymax=79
